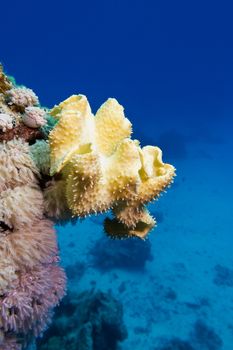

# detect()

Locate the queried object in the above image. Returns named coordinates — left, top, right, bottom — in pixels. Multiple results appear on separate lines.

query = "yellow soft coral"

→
left=48, top=94, right=175, bottom=238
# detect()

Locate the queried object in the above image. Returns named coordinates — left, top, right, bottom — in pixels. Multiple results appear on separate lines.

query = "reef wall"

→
left=0, top=65, right=175, bottom=348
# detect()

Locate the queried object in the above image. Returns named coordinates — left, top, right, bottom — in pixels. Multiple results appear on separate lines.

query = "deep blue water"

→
left=1, top=1, right=233, bottom=349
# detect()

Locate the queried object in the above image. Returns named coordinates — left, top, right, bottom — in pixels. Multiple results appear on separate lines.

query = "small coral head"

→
left=22, top=107, right=46, bottom=128
left=5, top=87, right=39, bottom=109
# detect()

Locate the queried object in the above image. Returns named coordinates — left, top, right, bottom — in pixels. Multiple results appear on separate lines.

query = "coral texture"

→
left=0, top=65, right=175, bottom=348
left=0, top=139, right=39, bottom=191
left=47, top=95, right=175, bottom=238
left=0, top=113, right=14, bottom=132
left=0, top=265, right=66, bottom=336
left=0, top=219, right=58, bottom=269
left=22, top=107, right=46, bottom=128
left=0, top=67, right=65, bottom=349
left=5, top=87, right=39, bottom=109
left=0, top=258, right=17, bottom=295
left=0, top=185, right=44, bottom=228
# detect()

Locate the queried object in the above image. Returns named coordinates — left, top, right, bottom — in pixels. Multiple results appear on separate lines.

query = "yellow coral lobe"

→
left=48, top=94, right=175, bottom=237
left=137, top=146, right=175, bottom=204
left=49, top=95, right=94, bottom=175
left=106, top=139, right=141, bottom=200
left=104, top=211, right=155, bottom=239
left=113, top=204, right=148, bottom=228
left=95, top=98, right=132, bottom=156
left=65, top=152, right=112, bottom=216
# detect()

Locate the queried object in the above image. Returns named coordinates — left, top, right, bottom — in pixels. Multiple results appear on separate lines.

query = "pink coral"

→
left=0, top=67, right=67, bottom=348
left=22, top=107, right=46, bottom=128
left=0, top=219, right=58, bottom=269
left=0, top=335, right=22, bottom=350
left=0, top=264, right=66, bottom=336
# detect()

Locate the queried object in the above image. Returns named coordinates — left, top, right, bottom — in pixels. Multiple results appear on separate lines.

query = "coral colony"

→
left=0, top=64, right=175, bottom=348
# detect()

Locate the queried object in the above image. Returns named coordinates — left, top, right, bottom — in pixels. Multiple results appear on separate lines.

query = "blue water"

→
left=2, top=1, right=233, bottom=349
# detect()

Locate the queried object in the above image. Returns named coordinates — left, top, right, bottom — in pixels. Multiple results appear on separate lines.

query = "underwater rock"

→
left=184, top=297, right=210, bottom=311
left=155, top=337, right=194, bottom=350
left=0, top=122, right=44, bottom=143
left=37, top=290, right=128, bottom=350
left=164, top=287, right=177, bottom=301
left=90, top=236, right=153, bottom=271
left=190, top=319, right=223, bottom=350
left=213, top=264, right=233, bottom=287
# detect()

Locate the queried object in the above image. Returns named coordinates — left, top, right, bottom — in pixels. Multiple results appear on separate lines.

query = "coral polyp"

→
left=0, top=64, right=175, bottom=348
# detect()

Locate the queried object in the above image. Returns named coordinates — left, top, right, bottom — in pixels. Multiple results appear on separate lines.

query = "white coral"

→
left=0, top=185, right=44, bottom=229
left=0, top=258, right=17, bottom=295
left=0, top=139, right=40, bottom=191
left=22, top=107, right=46, bottom=128
left=0, top=113, right=14, bottom=132
left=6, top=87, right=39, bottom=108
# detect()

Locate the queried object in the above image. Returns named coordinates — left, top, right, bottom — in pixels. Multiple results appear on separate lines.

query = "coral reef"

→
left=0, top=65, right=174, bottom=347
left=0, top=67, right=65, bottom=348
left=213, top=264, right=233, bottom=287
left=37, top=290, right=128, bottom=350
left=46, top=94, right=175, bottom=238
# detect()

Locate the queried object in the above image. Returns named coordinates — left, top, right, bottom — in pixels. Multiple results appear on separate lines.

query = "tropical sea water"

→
left=1, top=1, right=233, bottom=349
